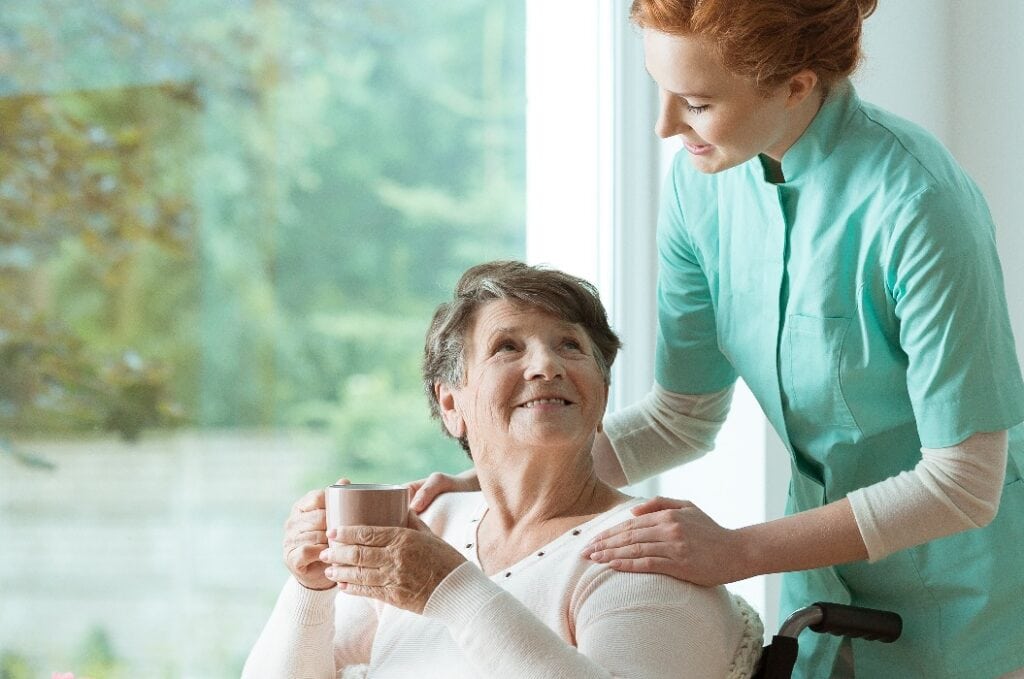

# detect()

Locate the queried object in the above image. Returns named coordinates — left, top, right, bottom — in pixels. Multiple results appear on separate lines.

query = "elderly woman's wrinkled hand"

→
left=580, top=496, right=750, bottom=587
left=320, top=512, right=468, bottom=614
left=283, top=478, right=350, bottom=591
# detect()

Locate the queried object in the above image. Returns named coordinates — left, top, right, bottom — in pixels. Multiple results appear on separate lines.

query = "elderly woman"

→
left=242, top=261, right=762, bottom=678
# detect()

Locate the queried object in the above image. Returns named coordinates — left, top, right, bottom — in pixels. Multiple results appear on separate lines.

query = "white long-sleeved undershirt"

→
left=603, top=383, right=1008, bottom=562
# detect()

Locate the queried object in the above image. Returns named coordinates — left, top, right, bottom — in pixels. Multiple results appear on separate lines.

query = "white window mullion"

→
left=524, top=0, right=603, bottom=285
left=526, top=0, right=780, bottom=635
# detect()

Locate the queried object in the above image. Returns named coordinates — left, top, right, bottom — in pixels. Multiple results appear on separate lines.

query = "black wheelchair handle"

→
left=808, top=602, right=902, bottom=643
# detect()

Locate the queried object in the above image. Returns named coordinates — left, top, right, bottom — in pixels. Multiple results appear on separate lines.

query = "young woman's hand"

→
left=581, top=497, right=750, bottom=587
left=406, top=469, right=480, bottom=512
left=320, top=511, right=467, bottom=613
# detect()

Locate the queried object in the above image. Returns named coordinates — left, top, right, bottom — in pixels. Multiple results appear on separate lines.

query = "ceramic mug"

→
left=324, top=483, right=409, bottom=536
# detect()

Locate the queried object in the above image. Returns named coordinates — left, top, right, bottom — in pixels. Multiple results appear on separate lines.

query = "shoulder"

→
left=572, top=500, right=748, bottom=624
left=572, top=560, right=739, bottom=616
left=844, top=98, right=982, bottom=200
left=568, top=562, right=761, bottom=672
left=825, top=97, right=995, bottom=248
left=883, top=183, right=997, bottom=272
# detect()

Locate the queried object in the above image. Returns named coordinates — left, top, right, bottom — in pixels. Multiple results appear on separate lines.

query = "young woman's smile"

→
left=644, top=29, right=821, bottom=174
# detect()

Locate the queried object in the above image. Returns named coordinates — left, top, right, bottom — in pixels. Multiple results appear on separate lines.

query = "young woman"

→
left=413, top=2, right=1024, bottom=677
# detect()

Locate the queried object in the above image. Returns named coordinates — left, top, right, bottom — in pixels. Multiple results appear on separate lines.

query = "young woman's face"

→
left=644, top=29, right=800, bottom=174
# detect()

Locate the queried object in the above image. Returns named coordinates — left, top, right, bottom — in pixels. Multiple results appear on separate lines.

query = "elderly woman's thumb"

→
left=406, top=510, right=431, bottom=532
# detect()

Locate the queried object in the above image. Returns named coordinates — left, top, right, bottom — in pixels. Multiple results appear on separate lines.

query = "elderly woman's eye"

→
left=562, top=339, right=583, bottom=351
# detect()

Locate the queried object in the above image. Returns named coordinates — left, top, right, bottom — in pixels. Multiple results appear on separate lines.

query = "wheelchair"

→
left=752, top=602, right=902, bottom=678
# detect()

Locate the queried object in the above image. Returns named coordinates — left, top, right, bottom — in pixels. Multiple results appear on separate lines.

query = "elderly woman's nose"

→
left=523, top=344, right=564, bottom=380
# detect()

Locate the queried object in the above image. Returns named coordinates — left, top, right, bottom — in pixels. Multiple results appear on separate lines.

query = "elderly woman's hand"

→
left=282, top=478, right=349, bottom=591
left=580, top=497, right=751, bottom=587
left=320, top=512, right=468, bottom=613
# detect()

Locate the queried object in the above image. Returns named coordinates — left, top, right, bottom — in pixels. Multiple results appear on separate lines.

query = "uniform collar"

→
left=773, top=79, right=859, bottom=184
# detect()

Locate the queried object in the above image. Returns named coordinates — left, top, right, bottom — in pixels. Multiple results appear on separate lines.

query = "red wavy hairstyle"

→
left=630, top=0, right=877, bottom=93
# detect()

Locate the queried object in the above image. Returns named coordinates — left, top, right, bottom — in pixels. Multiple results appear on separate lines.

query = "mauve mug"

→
left=325, top=483, right=409, bottom=536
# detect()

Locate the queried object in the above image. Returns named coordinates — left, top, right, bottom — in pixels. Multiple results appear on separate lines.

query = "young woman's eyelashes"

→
left=681, top=98, right=709, bottom=114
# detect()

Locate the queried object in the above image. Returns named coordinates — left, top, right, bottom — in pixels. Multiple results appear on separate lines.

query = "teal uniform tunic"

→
left=654, top=80, right=1024, bottom=677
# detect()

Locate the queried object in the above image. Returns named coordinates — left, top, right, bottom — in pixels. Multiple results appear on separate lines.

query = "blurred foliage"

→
left=75, top=627, right=121, bottom=679
left=0, top=651, right=32, bottom=679
left=0, top=627, right=126, bottom=679
left=0, top=0, right=525, bottom=481
left=0, top=85, right=195, bottom=440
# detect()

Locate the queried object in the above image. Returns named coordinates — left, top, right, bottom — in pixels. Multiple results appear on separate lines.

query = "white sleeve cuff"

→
left=422, top=561, right=505, bottom=628
left=848, top=430, right=1008, bottom=562
left=284, top=577, right=339, bottom=626
left=604, top=383, right=733, bottom=483
left=240, top=577, right=339, bottom=679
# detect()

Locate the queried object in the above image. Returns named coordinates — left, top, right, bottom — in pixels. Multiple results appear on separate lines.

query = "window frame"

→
left=524, top=0, right=782, bottom=632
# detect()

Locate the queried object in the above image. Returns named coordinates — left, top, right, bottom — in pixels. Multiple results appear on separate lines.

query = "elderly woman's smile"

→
left=519, top=396, right=573, bottom=408
left=441, top=298, right=608, bottom=454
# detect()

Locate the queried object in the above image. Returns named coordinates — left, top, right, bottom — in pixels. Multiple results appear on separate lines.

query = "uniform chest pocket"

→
left=782, top=314, right=859, bottom=429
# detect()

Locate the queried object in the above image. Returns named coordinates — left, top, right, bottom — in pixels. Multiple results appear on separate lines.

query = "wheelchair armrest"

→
left=778, top=602, right=902, bottom=643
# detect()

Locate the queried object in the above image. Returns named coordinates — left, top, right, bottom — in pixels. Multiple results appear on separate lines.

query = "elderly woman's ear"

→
left=435, top=382, right=466, bottom=439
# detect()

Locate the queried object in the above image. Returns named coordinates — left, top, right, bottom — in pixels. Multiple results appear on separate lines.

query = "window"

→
left=0, top=1, right=526, bottom=675
left=522, top=1, right=787, bottom=629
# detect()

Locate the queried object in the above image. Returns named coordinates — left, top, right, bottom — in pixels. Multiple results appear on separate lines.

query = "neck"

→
left=475, top=446, right=626, bottom=535
left=764, top=88, right=826, bottom=163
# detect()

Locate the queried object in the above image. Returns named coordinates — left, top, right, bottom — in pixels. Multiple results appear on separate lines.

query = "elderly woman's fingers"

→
left=284, top=542, right=336, bottom=591
left=280, top=486, right=338, bottom=590
left=335, top=581, right=376, bottom=599
left=293, top=488, right=327, bottom=513
left=284, top=527, right=327, bottom=551
left=288, top=542, right=327, bottom=568
left=283, top=524, right=328, bottom=560
left=323, top=526, right=468, bottom=613
left=325, top=565, right=389, bottom=587
left=330, top=524, right=403, bottom=545
left=286, top=507, right=327, bottom=533
left=406, top=510, right=432, bottom=533
left=319, top=544, right=388, bottom=568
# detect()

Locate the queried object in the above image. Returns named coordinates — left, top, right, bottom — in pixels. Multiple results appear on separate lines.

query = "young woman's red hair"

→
left=630, top=0, right=878, bottom=93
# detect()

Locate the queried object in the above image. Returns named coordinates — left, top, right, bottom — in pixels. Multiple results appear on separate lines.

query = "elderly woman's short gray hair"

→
left=423, top=260, right=621, bottom=454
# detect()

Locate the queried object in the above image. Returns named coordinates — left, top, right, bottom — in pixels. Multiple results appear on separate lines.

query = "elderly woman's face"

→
left=438, top=299, right=608, bottom=458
